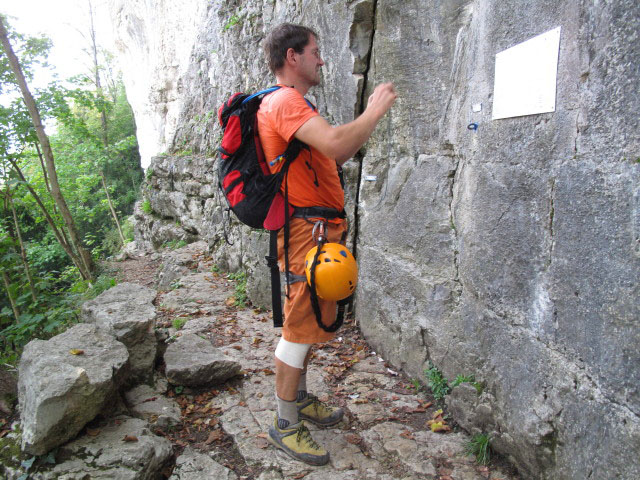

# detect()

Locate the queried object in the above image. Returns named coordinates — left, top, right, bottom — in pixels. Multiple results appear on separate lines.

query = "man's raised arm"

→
left=294, top=83, right=397, bottom=164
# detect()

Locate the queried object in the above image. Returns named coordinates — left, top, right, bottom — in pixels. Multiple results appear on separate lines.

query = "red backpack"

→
left=217, top=86, right=346, bottom=332
left=217, top=86, right=306, bottom=327
left=217, top=86, right=305, bottom=230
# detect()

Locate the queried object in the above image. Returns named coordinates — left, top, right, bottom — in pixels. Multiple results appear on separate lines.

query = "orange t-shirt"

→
left=257, top=86, right=344, bottom=213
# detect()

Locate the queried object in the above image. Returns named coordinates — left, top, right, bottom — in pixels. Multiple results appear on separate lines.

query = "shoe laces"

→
left=296, top=423, right=321, bottom=450
left=308, top=395, right=331, bottom=416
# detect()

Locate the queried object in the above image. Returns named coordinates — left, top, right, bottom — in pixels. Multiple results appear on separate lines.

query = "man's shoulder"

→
left=262, top=86, right=305, bottom=108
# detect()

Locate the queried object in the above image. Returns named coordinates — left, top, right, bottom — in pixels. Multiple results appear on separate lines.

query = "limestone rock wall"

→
left=109, top=0, right=640, bottom=478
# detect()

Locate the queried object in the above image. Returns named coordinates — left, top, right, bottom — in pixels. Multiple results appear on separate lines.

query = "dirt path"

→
left=111, top=244, right=520, bottom=480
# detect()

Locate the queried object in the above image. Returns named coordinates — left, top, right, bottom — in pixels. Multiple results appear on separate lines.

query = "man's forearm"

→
left=329, top=108, right=387, bottom=164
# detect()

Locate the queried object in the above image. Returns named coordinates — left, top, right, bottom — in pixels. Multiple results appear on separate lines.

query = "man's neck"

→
left=275, top=75, right=309, bottom=96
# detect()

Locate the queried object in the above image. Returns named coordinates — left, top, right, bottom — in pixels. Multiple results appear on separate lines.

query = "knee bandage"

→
left=275, top=338, right=311, bottom=369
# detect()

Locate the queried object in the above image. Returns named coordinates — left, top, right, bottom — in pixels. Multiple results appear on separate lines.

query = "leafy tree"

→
left=1, top=15, right=94, bottom=280
left=0, top=15, right=143, bottom=363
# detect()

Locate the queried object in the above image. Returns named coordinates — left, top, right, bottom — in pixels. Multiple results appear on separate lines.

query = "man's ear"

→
left=285, top=47, right=297, bottom=66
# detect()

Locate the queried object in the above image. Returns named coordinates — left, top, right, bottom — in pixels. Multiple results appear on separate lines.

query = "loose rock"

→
left=81, top=282, right=157, bottom=383
left=18, top=323, right=128, bottom=455
left=125, top=384, right=182, bottom=429
left=169, top=447, right=238, bottom=480
left=164, top=333, right=241, bottom=386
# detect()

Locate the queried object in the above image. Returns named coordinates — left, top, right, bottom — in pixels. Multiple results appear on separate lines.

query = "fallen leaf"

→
left=400, top=430, right=415, bottom=440
left=86, top=428, right=101, bottom=437
left=256, top=432, right=268, bottom=438
left=0, top=430, right=9, bottom=438
left=262, top=368, right=275, bottom=376
left=354, top=399, right=369, bottom=404
left=256, top=437, right=270, bottom=449
left=232, top=345, right=243, bottom=351
left=345, top=433, right=362, bottom=445
left=238, top=401, right=247, bottom=407
left=292, top=472, right=310, bottom=479
left=142, top=397, right=158, bottom=403
left=432, top=409, right=444, bottom=419
left=123, top=435, right=138, bottom=442
left=69, top=349, right=84, bottom=355
left=429, top=421, right=452, bottom=433
left=225, top=297, right=236, bottom=306
left=205, top=429, right=224, bottom=444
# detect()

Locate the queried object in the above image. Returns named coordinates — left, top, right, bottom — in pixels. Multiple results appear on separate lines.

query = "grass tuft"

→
left=465, top=433, right=491, bottom=465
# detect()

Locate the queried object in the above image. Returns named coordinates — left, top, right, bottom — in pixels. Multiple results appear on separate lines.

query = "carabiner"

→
left=312, top=220, right=327, bottom=245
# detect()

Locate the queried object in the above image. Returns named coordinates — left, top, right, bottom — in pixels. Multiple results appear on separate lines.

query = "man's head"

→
left=263, top=23, right=323, bottom=88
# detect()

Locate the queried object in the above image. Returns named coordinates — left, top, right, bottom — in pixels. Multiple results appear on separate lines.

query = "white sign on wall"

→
left=492, top=26, right=561, bottom=120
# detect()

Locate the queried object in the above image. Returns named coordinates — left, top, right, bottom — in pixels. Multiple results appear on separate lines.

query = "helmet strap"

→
left=308, top=227, right=344, bottom=333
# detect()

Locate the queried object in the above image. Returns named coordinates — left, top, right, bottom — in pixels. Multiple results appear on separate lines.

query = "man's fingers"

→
left=370, top=83, right=397, bottom=110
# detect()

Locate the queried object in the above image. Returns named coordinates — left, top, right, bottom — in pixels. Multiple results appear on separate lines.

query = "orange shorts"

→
left=277, top=217, right=348, bottom=344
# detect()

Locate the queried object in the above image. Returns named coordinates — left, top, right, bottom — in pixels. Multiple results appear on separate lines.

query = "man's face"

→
left=297, top=35, right=324, bottom=86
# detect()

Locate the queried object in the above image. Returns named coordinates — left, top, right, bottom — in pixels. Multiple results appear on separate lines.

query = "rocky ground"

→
left=1, top=242, right=520, bottom=479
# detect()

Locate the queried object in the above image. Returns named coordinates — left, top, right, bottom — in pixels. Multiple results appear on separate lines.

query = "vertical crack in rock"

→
left=448, top=152, right=462, bottom=288
left=547, top=178, right=556, bottom=268
left=350, top=0, right=378, bottom=262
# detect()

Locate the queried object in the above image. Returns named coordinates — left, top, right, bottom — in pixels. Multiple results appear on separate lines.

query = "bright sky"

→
left=1, top=0, right=115, bottom=88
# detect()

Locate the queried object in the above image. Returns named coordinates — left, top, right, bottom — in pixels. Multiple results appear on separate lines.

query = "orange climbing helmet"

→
left=304, top=243, right=358, bottom=301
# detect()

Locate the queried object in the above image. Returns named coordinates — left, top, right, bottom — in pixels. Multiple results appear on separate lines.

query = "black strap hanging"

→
left=308, top=234, right=346, bottom=333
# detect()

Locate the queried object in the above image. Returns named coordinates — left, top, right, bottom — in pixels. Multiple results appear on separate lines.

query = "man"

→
left=258, top=23, right=396, bottom=465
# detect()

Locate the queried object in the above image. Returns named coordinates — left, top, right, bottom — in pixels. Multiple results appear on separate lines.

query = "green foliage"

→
left=425, top=361, right=450, bottom=401
left=228, top=270, right=248, bottom=307
left=424, top=363, right=484, bottom=401
left=164, top=239, right=187, bottom=250
left=172, top=317, right=187, bottom=330
left=410, top=378, right=424, bottom=392
left=0, top=19, right=142, bottom=365
left=465, top=433, right=492, bottom=465
left=450, top=374, right=484, bottom=394
left=142, top=199, right=153, bottom=215
left=224, top=13, right=243, bottom=31
left=121, top=217, right=134, bottom=243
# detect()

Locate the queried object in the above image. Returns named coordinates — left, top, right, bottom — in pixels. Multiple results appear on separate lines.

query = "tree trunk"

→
left=101, top=172, right=126, bottom=246
left=0, top=18, right=94, bottom=280
left=2, top=272, right=20, bottom=323
left=89, top=0, right=108, bottom=147
left=34, top=142, right=73, bottom=249
left=8, top=191, right=37, bottom=302
left=7, top=158, right=88, bottom=279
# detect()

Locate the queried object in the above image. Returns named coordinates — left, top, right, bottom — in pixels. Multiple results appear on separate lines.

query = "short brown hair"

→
left=263, top=23, right=317, bottom=74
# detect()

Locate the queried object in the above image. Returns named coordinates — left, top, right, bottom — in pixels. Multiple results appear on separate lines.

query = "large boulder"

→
left=164, top=333, right=241, bottom=386
left=18, top=323, right=129, bottom=455
left=82, top=283, right=158, bottom=384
